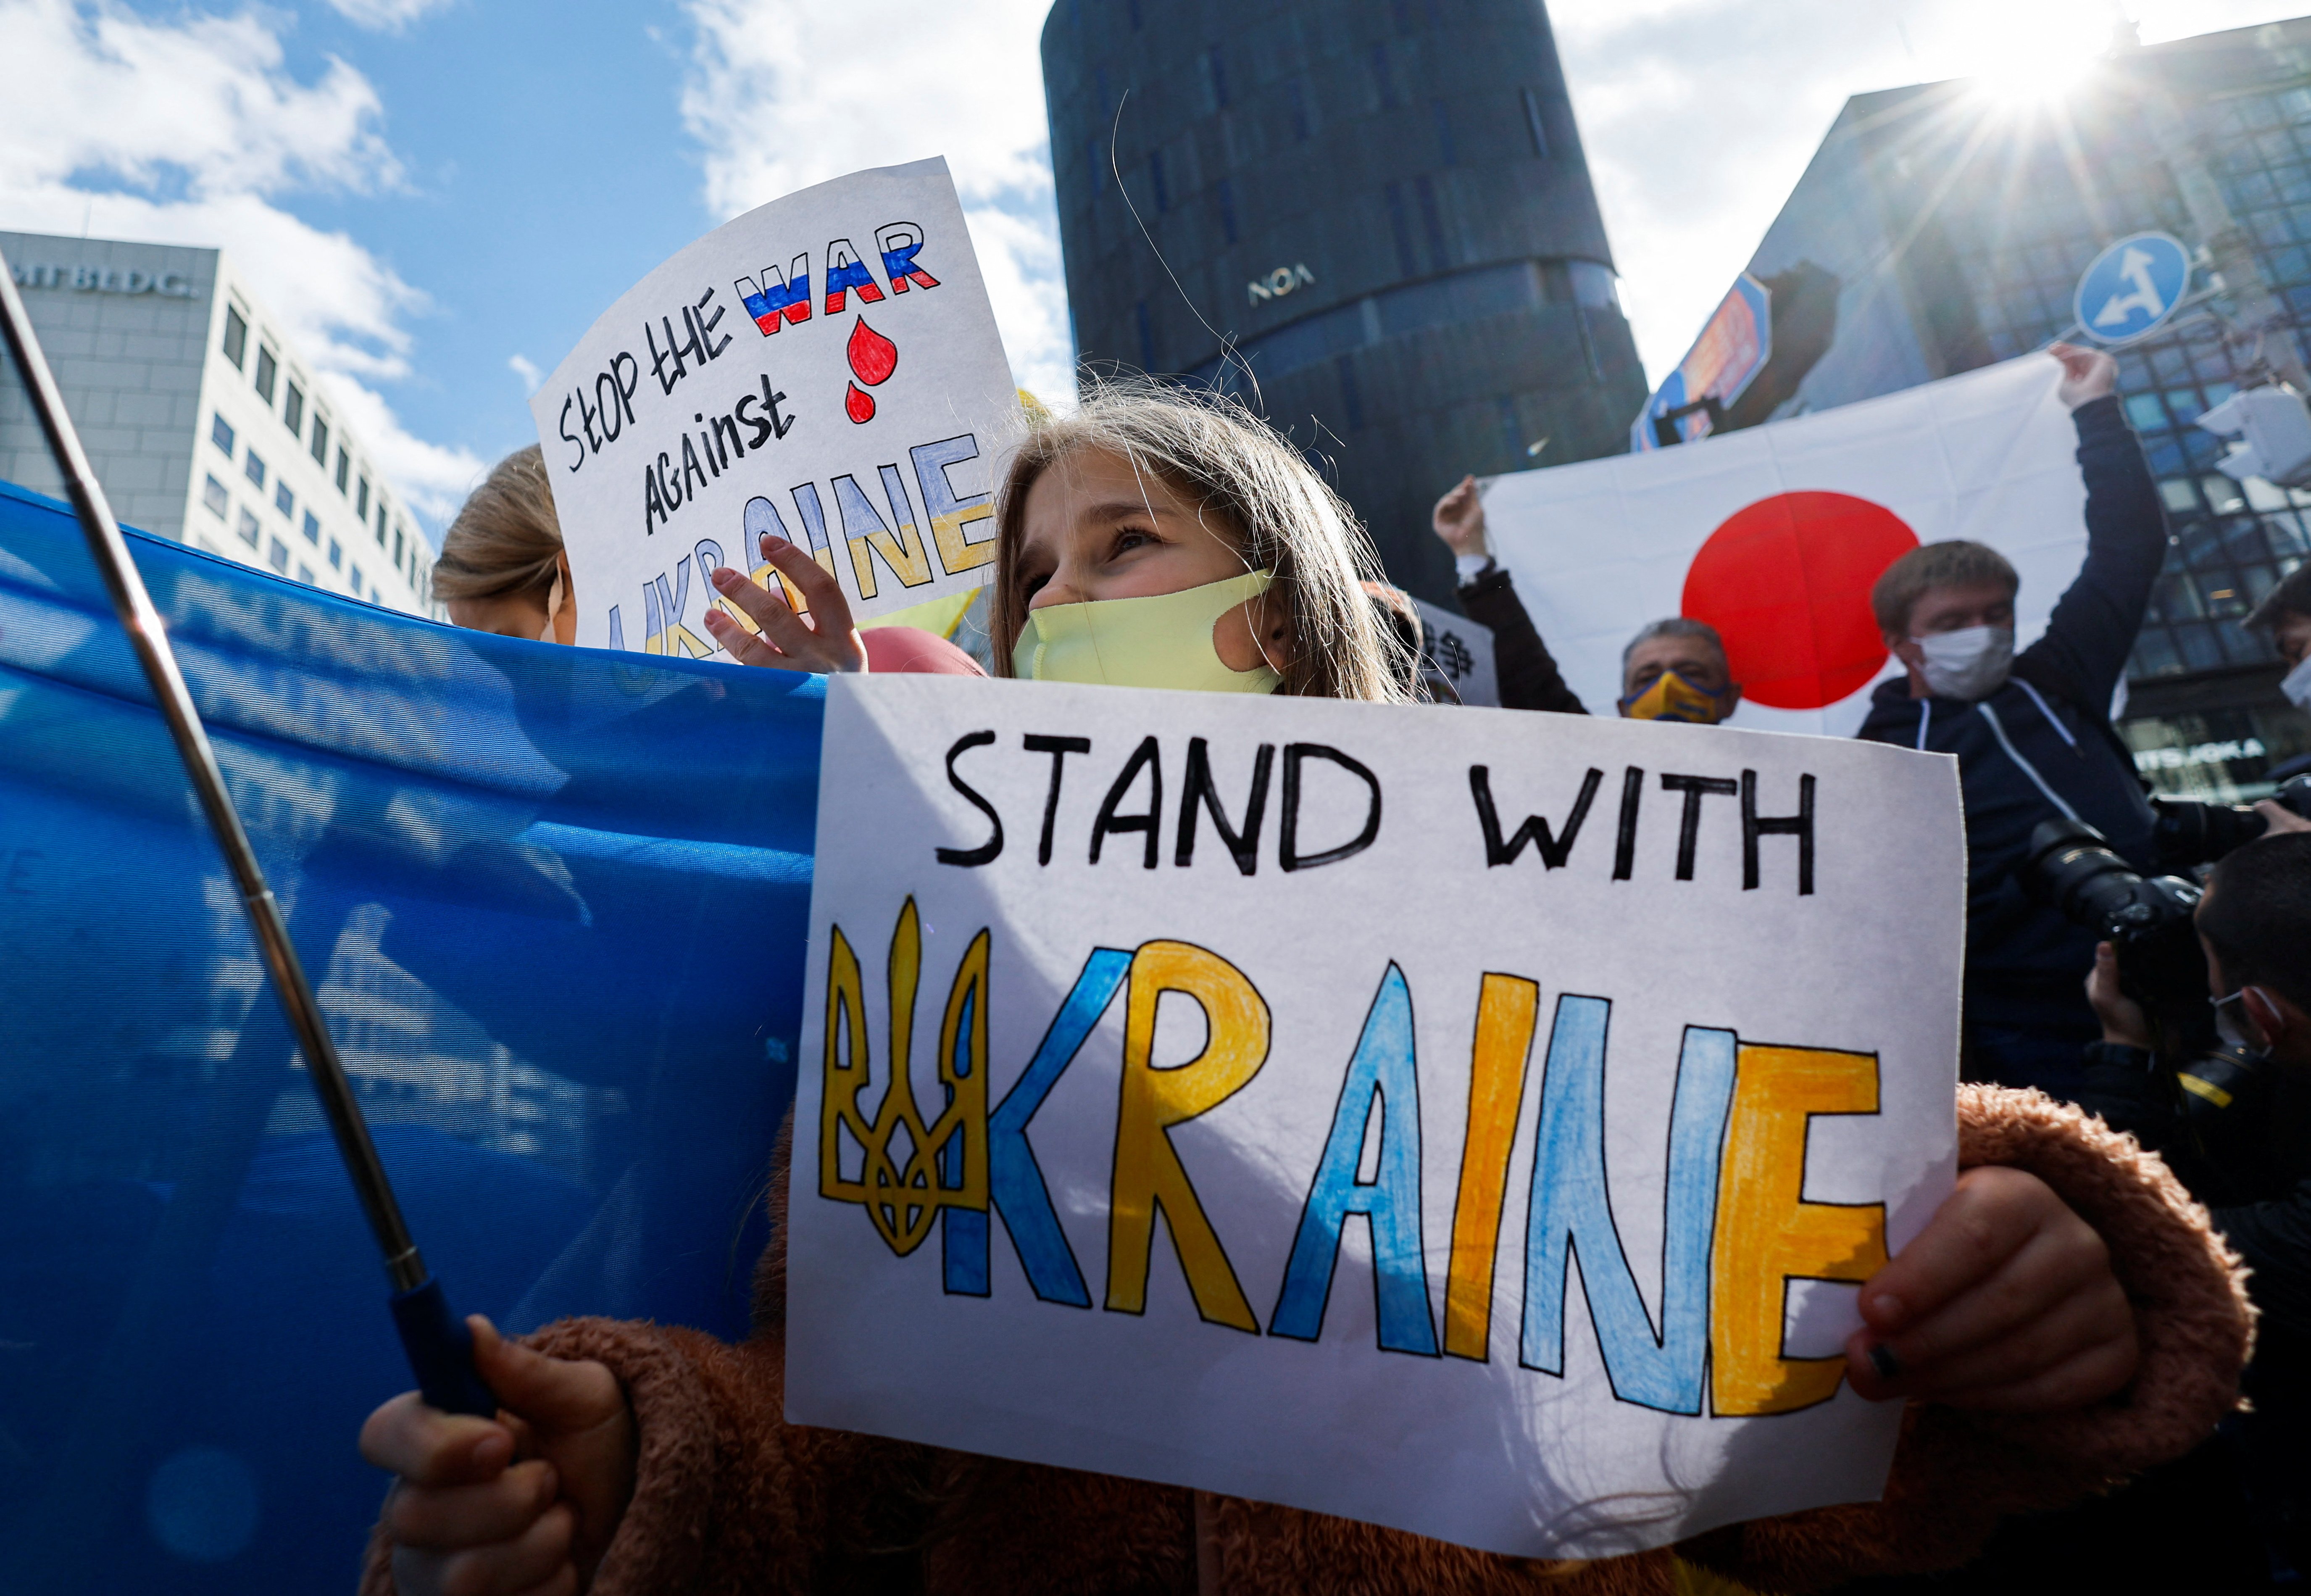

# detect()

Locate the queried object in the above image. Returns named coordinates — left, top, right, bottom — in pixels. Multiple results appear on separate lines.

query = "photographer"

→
left=1856, top=344, right=2163, bottom=1099
left=2083, top=831, right=2311, bottom=1578
left=2085, top=831, right=2311, bottom=1304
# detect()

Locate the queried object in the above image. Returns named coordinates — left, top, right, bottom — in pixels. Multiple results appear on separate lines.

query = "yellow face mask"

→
left=1618, top=668, right=1735, bottom=724
left=1011, top=569, right=1282, bottom=694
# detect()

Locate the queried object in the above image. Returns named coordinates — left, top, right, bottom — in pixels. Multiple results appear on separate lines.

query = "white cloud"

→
left=678, top=0, right=1075, bottom=406
left=322, top=0, right=456, bottom=32
left=1552, top=0, right=2311, bottom=381
left=508, top=353, right=543, bottom=394
left=0, top=0, right=482, bottom=516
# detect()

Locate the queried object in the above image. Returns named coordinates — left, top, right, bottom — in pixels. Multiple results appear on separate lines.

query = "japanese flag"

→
left=1482, top=355, right=2090, bottom=735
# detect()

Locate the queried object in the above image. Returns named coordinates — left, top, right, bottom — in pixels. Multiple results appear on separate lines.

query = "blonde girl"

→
left=702, top=382, right=1414, bottom=701
left=432, top=445, right=575, bottom=643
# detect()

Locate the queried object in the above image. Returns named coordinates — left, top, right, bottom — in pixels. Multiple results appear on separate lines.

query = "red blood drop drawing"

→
left=848, top=319, right=898, bottom=386
left=1679, top=490, right=1920, bottom=711
left=845, top=381, right=876, bottom=425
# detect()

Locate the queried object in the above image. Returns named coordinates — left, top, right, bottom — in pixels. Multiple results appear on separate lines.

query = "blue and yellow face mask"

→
left=1618, top=668, right=1737, bottom=724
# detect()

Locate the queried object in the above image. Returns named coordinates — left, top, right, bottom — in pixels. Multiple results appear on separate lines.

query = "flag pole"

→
left=0, top=247, right=494, bottom=1418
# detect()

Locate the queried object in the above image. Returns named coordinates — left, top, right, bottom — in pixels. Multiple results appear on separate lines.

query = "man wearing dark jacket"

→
left=1856, top=342, right=2164, bottom=1098
left=1431, top=474, right=1589, bottom=713
left=1433, top=478, right=1745, bottom=722
left=2081, top=832, right=2311, bottom=1582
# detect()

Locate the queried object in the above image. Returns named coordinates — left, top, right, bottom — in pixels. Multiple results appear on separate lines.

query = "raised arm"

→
left=1432, top=475, right=1588, bottom=714
left=2017, top=344, right=2168, bottom=715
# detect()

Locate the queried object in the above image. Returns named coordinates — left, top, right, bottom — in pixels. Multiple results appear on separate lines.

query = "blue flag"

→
left=0, top=479, right=816, bottom=1592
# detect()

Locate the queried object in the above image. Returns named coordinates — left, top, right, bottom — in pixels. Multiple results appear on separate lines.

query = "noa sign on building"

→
left=531, top=158, right=1019, bottom=653
left=787, top=675, right=1964, bottom=1560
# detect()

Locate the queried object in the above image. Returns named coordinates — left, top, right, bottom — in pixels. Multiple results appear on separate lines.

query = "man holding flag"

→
left=1855, top=343, right=2162, bottom=1098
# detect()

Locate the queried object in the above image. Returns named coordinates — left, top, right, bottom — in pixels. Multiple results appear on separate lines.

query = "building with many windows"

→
left=1656, top=21, right=2311, bottom=796
left=1040, top=0, right=1648, bottom=598
left=0, top=229, right=437, bottom=616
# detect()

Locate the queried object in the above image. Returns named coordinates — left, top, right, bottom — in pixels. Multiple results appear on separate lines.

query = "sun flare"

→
left=1954, top=1, right=2122, bottom=110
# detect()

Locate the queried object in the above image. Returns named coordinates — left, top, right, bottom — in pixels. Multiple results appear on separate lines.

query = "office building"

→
left=0, top=229, right=437, bottom=616
left=1041, top=0, right=1648, bottom=597
left=1661, top=21, right=2311, bottom=795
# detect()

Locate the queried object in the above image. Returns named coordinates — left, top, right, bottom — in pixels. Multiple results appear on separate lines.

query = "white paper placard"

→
left=531, top=158, right=1017, bottom=652
left=788, top=675, right=1963, bottom=1560
left=1410, top=595, right=1499, bottom=706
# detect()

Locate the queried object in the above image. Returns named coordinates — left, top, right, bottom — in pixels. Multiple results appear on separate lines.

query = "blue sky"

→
left=280, top=0, right=711, bottom=473
left=3, top=0, right=2299, bottom=532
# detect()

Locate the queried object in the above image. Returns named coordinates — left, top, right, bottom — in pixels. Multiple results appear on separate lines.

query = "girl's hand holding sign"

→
left=704, top=532, right=867, bottom=674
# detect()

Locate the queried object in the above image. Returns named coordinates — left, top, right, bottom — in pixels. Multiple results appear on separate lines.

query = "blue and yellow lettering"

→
left=911, top=433, right=995, bottom=575
left=1269, top=964, right=1437, bottom=1354
left=835, top=469, right=931, bottom=599
left=984, top=948, right=1134, bottom=1307
left=1519, top=1000, right=1735, bottom=1414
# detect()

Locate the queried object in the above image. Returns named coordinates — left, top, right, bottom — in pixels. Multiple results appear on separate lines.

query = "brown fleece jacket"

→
left=362, top=1086, right=2251, bottom=1596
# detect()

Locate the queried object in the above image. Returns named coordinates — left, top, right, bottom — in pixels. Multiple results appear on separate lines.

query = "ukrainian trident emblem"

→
left=819, top=897, right=989, bottom=1255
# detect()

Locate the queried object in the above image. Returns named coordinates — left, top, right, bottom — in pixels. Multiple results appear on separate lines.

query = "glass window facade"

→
left=1931, top=79, right=2311, bottom=794
left=1713, top=28, right=2311, bottom=796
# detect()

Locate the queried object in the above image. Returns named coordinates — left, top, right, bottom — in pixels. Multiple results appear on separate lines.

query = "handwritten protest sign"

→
left=530, top=158, right=1017, bottom=652
left=787, top=676, right=1962, bottom=1559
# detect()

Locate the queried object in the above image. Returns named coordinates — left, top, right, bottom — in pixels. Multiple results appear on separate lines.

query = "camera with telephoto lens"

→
left=2017, top=818, right=2262, bottom=1130
left=2151, top=772, right=2311, bottom=871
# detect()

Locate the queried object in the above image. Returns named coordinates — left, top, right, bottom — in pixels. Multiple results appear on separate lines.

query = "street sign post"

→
left=2073, top=232, right=2191, bottom=345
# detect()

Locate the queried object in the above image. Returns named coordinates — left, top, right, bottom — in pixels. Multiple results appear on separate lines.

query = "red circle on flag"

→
left=1679, top=492, right=1921, bottom=711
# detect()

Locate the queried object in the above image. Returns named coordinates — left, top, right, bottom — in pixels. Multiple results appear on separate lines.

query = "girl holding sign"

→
left=700, top=385, right=1414, bottom=700
left=363, top=387, right=2249, bottom=1596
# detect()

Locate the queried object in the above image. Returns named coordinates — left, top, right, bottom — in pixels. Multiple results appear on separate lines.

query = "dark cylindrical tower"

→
left=1041, top=0, right=1648, bottom=599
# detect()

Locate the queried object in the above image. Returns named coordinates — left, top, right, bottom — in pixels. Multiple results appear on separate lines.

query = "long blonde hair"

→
left=990, top=382, right=1413, bottom=703
left=432, top=444, right=563, bottom=603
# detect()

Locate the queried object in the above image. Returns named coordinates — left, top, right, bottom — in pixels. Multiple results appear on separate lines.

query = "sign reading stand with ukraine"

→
left=786, top=674, right=1965, bottom=1560
left=531, top=157, right=1019, bottom=653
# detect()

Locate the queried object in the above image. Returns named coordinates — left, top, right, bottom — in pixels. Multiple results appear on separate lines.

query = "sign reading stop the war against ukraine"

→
left=1484, top=354, right=2092, bottom=736
left=530, top=158, right=1016, bottom=652
left=786, top=675, right=1964, bottom=1559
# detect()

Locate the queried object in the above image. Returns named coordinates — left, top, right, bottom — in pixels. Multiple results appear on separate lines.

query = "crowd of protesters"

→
left=356, top=341, right=2311, bottom=1594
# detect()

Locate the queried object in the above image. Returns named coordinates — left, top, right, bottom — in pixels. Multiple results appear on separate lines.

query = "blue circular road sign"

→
left=2073, top=232, right=2192, bottom=345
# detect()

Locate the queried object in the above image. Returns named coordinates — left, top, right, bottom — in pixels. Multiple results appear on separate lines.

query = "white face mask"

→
left=2282, top=654, right=2311, bottom=713
left=1912, top=624, right=2014, bottom=700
